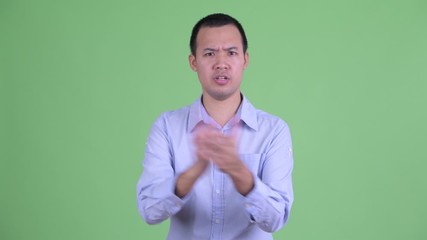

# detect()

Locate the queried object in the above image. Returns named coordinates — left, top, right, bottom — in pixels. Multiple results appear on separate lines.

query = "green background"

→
left=1, top=0, right=426, bottom=239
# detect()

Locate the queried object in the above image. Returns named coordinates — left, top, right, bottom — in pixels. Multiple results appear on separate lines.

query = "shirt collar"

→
left=188, top=94, right=258, bottom=132
left=240, top=95, right=258, bottom=131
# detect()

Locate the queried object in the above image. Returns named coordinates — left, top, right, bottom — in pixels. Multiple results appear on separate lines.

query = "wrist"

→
left=230, top=164, right=254, bottom=196
left=175, top=160, right=208, bottom=198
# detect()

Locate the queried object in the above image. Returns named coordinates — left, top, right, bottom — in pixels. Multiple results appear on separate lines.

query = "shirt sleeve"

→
left=136, top=113, right=191, bottom=224
left=243, top=120, right=294, bottom=232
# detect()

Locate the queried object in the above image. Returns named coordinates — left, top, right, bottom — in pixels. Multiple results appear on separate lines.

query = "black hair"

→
left=189, top=13, right=248, bottom=55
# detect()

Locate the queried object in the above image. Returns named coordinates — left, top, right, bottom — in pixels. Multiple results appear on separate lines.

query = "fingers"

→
left=194, top=125, right=223, bottom=148
left=193, top=125, right=240, bottom=173
left=194, top=127, right=233, bottom=153
left=194, top=125, right=219, bottom=161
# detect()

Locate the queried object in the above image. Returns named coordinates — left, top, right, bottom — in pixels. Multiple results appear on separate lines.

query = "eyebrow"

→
left=203, top=47, right=239, bottom=52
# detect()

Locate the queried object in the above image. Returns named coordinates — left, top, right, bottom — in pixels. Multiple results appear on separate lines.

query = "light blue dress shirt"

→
left=137, top=95, right=294, bottom=240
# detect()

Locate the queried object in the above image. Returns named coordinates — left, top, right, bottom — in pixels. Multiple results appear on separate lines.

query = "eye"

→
left=228, top=51, right=238, bottom=56
left=204, top=52, right=214, bottom=57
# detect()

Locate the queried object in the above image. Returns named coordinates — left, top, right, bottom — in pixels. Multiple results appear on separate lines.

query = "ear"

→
left=243, top=52, right=249, bottom=69
left=189, top=54, right=197, bottom=72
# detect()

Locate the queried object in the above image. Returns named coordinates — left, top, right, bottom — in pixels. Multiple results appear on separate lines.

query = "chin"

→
left=208, top=91, right=238, bottom=101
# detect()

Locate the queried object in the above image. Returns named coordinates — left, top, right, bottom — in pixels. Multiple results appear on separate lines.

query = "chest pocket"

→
left=239, top=154, right=264, bottom=177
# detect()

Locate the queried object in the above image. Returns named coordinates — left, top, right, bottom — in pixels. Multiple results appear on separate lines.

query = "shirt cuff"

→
left=156, top=176, right=193, bottom=217
left=243, top=177, right=265, bottom=218
left=171, top=174, right=198, bottom=212
left=242, top=176, right=276, bottom=230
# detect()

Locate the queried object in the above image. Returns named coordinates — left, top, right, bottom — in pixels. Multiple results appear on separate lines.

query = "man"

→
left=137, top=13, right=294, bottom=240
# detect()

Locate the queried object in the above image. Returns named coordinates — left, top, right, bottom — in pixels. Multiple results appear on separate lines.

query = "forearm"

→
left=229, top=164, right=254, bottom=196
left=175, top=160, right=208, bottom=198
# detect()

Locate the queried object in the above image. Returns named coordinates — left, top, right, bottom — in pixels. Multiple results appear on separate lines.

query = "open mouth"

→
left=214, top=75, right=230, bottom=85
left=215, top=76, right=229, bottom=80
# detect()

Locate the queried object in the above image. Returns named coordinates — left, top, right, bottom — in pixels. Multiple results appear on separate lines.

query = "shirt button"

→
left=216, top=189, right=220, bottom=194
left=215, top=219, right=220, bottom=224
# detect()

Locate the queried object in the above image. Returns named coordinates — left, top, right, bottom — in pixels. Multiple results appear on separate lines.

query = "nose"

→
left=214, top=54, right=229, bottom=71
left=216, top=64, right=228, bottom=71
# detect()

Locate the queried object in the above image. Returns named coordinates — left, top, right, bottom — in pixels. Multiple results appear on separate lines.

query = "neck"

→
left=202, top=93, right=242, bottom=127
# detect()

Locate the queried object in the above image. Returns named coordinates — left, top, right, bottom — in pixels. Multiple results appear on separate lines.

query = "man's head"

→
left=189, top=13, right=249, bottom=102
left=190, top=13, right=248, bottom=56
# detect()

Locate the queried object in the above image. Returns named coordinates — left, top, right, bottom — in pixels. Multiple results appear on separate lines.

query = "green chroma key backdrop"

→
left=1, top=0, right=426, bottom=239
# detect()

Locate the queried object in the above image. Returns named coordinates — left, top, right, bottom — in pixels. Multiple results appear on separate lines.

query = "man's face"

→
left=189, top=25, right=249, bottom=101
